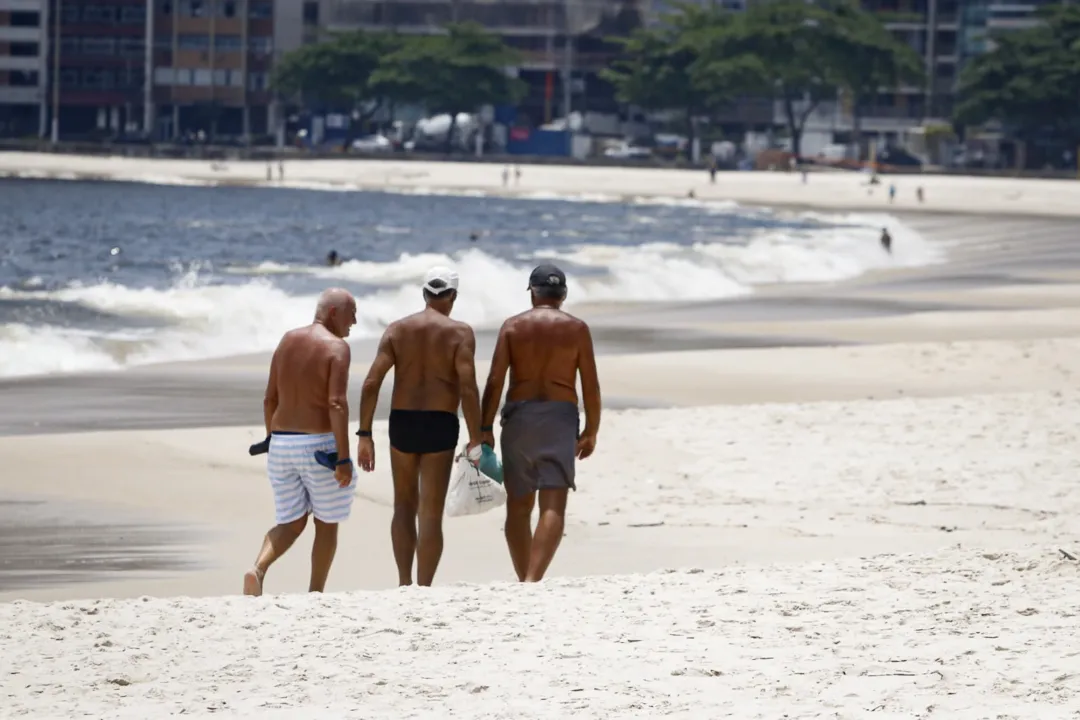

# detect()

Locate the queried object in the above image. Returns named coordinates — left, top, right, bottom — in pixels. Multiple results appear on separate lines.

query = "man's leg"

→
left=244, top=514, right=308, bottom=595
left=525, top=488, right=568, bottom=582
left=309, top=518, right=338, bottom=592
left=503, top=486, right=536, bottom=582
left=416, top=449, right=455, bottom=586
left=390, top=447, right=421, bottom=586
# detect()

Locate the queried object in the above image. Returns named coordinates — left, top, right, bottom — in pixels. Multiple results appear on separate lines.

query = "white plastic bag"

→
left=445, top=449, right=507, bottom=517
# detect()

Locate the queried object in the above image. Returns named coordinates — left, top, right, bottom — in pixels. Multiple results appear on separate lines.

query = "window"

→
left=119, top=37, right=146, bottom=56
left=82, top=68, right=115, bottom=89
left=217, top=0, right=238, bottom=18
left=155, top=35, right=173, bottom=51
left=173, top=68, right=192, bottom=85
left=9, top=70, right=40, bottom=87
left=249, top=2, right=272, bottom=19
left=9, top=11, right=40, bottom=27
left=193, top=68, right=213, bottom=86
left=81, top=37, right=116, bottom=55
left=228, top=69, right=243, bottom=86
left=178, top=34, right=210, bottom=50
left=249, top=36, right=273, bottom=55
left=83, top=6, right=117, bottom=24
left=61, top=36, right=81, bottom=54
left=214, top=34, right=242, bottom=51
left=158, top=0, right=173, bottom=16
left=178, top=0, right=207, bottom=18
left=154, top=67, right=175, bottom=85
left=61, top=5, right=80, bottom=23
left=303, top=1, right=319, bottom=24
left=248, top=71, right=268, bottom=90
left=9, top=42, right=39, bottom=57
left=121, top=6, right=147, bottom=24
left=60, top=68, right=81, bottom=87
left=213, top=68, right=228, bottom=86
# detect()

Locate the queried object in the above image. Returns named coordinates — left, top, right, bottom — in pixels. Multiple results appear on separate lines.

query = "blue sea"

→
left=0, top=177, right=939, bottom=377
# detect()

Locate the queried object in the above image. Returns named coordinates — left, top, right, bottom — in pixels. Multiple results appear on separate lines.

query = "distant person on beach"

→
left=356, top=266, right=483, bottom=587
left=326, top=250, right=342, bottom=266
left=480, top=264, right=601, bottom=583
left=880, top=228, right=892, bottom=254
left=244, top=287, right=358, bottom=597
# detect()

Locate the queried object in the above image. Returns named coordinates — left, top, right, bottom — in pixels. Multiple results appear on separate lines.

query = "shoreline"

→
left=3, top=151, right=1080, bottom=218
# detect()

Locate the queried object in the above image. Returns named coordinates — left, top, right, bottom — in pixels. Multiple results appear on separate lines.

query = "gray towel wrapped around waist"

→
left=499, top=400, right=580, bottom=498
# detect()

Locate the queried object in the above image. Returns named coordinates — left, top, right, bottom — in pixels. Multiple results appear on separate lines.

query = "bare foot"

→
left=243, top=567, right=264, bottom=596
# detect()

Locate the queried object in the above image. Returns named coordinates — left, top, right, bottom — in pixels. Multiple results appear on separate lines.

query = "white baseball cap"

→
left=423, top=266, right=459, bottom=295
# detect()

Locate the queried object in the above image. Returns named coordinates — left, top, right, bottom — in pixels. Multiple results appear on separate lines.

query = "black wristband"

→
left=481, top=425, right=493, bottom=432
left=356, top=429, right=372, bottom=437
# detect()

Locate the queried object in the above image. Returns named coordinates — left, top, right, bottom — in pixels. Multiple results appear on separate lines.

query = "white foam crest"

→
left=0, top=324, right=121, bottom=377
left=316, top=253, right=457, bottom=285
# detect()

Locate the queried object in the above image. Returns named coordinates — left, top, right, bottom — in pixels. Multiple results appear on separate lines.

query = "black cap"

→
left=527, top=263, right=567, bottom=291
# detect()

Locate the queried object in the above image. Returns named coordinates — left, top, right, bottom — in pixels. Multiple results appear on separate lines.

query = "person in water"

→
left=244, top=288, right=358, bottom=596
left=356, top=267, right=483, bottom=587
left=880, top=228, right=893, bottom=254
left=480, top=264, right=601, bottom=583
left=326, top=250, right=343, bottom=267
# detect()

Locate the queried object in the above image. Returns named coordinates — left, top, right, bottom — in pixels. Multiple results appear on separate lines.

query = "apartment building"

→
left=0, top=0, right=49, bottom=137
left=321, top=0, right=645, bottom=123
left=151, top=0, right=289, bottom=139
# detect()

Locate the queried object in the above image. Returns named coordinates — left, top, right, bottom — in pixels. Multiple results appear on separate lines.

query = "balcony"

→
left=0, top=0, right=44, bottom=11
left=0, top=85, right=44, bottom=104
left=0, top=55, right=42, bottom=71
left=0, top=26, right=43, bottom=42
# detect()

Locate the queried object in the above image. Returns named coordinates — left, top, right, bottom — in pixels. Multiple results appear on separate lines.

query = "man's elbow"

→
left=328, top=395, right=349, bottom=415
left=263, top=392, right=277, bottom=409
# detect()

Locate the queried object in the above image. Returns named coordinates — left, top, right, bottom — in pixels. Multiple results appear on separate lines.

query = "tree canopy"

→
left=272, top=23, right=523, bottom=149
left=954, top=4, right=1080, bottom=145
left=603, top=0, right=924, bottom=157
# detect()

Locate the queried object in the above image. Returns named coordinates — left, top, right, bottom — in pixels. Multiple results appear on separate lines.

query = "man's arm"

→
left=327, top=339, right=352, bottom=461
left=577, top=321, right=601, bottom=441
left=454, top=326, right=483, bottom=447
left=480, top=322, right=512, bottom=433
left=359, top=327, right=396, bottom=433
left=263, top=343, right=281, bottom=436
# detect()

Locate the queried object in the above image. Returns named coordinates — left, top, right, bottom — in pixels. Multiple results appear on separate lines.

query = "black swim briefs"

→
left=388, top=410, right=460, bottom=455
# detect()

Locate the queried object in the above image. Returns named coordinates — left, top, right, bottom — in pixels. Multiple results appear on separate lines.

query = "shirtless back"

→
left=357, top=266, right=482, bottom=587
left=243, top=287, right=357, bottom=597
left=480, top=264, right=601, bottom=583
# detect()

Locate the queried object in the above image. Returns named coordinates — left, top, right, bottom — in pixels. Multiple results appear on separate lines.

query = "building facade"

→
left=0, top=0, right=49, bottom=137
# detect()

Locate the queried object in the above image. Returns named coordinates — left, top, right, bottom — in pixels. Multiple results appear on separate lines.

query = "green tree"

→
left=371, top=23, right=525, bottom=153
left=601, top=3, right=759, bottom=149
left=954, top=5, right=1080, bottom=152
left=272, top=30, right=401, bottom=118
left=825, top=1, right=925, bottom=160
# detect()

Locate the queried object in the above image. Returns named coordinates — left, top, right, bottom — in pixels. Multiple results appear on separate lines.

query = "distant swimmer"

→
left=480, top=264, right=601, bottom=583
left=326, top=250, right=343, bottom=266
left=880, top=227, right=893, bottom=254
left=356, top=267, right=483, bottom=587
left=243, top=287, right=358, bottom=596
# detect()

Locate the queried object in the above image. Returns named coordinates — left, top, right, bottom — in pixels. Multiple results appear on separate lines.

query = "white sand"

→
left=3, top=150, right=1080, bottom=217
left=3, top=546, right=1079, bottom=718
left=4, top=153, right=1080, bottom=716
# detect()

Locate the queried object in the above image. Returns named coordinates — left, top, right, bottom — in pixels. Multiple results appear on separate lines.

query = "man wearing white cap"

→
left=356, top=266, right=483, bottom=587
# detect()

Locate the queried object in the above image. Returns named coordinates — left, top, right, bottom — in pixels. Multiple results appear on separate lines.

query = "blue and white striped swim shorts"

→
left=267, top=431, right=356, bottom=524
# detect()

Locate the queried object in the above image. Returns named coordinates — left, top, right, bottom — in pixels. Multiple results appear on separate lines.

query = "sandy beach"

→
left=2, top=152, right=1080, bottom=717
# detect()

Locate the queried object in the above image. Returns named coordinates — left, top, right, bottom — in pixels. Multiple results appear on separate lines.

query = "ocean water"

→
left=0, top=177, right=941, bottom=378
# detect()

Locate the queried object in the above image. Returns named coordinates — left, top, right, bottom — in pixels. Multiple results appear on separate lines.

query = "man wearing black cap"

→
left=480, top=263, right=601, bottom=583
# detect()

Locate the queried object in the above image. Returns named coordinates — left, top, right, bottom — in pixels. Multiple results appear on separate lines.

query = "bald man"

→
left=243, top=287, right=358, bottom=596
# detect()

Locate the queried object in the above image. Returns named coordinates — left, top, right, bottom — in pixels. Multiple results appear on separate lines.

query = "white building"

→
left=0, top=0, right=49, bottom=137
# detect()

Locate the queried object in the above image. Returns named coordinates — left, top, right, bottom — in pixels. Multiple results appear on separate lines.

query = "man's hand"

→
left=480, top=430, right=495, bottom=449
left=334, top=461, right=353, bottom=488
left=466, top=440, right=482, bottom=467
left=357, top=437, right=375, bottom=472
left=575, top=432, right=597, bottom=460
